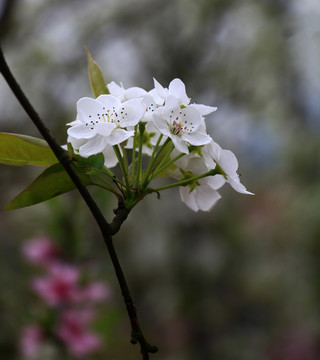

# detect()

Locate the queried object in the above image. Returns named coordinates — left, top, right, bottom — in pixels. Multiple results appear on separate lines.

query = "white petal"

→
left=219, top=149, right=239, bottom=174
left=189, top=104, right=217, bottom=116
left=206, top=174, right=226, bottom=190
left=182, top=132, right=212, bottom=146
left=164, top=95, right=180, bottom=111
left=228, top=175, right=254, bottom=195
left=102, top=145, right=119, bottom=168
left=79, top=136, right=107, bottom=157
left=149, top=88, right=164, bottom=105
left=76, top=97, right=106, bottom=123
left=107, top=82, right=124, bottom=97
left=185, top=157, right=208, bottom=175
left=96, top=94, right=121, bottom=109
left=196, top=185, right=221, bottom=211
left=119, top=99, right=145, bottom=127
left=171, top=136, right=189, bottom=154
left=106, top=129, right=134, bottom=146
left=179, top=187, right=199, bottom=212
left=125, top=87, right=147, bottom=99
left=208, top=140, right=222, bottom=161
left=95, top=122, right=117, bottom=136
left=145, top=121, right=166, bottom=146
left=67, top=124, right=96, bottom=139
left=67, top=119, right=81, bottom=126
left=152, top=115, right=171, bottom=137
left=67, top=136, right=86, bottom=152
left=168, top=78, right=190, bottom=105
left=153, top=78, right=168, bottom=99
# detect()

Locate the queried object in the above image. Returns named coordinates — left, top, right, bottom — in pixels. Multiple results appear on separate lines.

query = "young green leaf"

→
left=5, top=163, right=92, bottom=210
left=0, top=132, right=58, bottom=166
left=75, top=152, right=105, bottom=170
left=84, top=46, right=109, bottom=98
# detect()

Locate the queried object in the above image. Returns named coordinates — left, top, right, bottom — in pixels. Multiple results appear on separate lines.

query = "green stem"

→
left=142, top=134, right=163, bottom=188
left=151, top=151, right=185, bottom=181
left=150, top=143, right=175, bottom=178
left=131, top=125, right=138, bottom=186
left=92, top=182, right=119, bottom=196
left=93, top=174, right=120, bottom=197
left=150, top=137, right=171, bottom=168
left=135, top=123, right=145, bottom=188
left=113, top=145, right=130, bottom=189
left=152, top=169, right=219, bottom=192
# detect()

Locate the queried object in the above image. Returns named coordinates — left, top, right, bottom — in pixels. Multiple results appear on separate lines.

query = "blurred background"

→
left=1, top=0, right=320, bottom=359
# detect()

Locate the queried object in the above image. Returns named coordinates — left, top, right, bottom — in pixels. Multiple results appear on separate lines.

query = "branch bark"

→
left=0, top=45, right=158, bottom=359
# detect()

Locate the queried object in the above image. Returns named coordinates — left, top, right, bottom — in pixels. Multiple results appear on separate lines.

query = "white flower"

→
left=172, top=155, right=225, bottom=212
left=152, top=95, right=212, bottom=154
left=179, top=180, right=221, bottom=212
left=107, top=81, right=147, bottom=102
left=152, top=78, right=218, bottom=116
left=204, top=140, right=254, bottom=195
left=108, top=82, right=158, bottom=122
left=152, top=78, right=190, bottom=106
left=67, top=96, right=145, bottom=157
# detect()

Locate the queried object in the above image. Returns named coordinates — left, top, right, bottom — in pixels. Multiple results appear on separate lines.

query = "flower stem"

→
left=130, top=125, right=138, bottom=186
left=135, top=123, right=145, bottom=188
left=152, top=168, right=219, bottom=192
left=150, top=143, right=175, bottom=178
left=113, top=145, right=130, bottom=190
left=142, top=133, right=163, bottom=188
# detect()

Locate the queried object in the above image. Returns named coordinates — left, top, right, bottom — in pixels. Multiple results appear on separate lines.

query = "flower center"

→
left=168, top=109, right=194, bottom=136
left=85, top=106, right=128, bottom=129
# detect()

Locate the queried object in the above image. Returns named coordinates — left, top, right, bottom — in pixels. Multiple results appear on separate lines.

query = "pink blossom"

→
left=31, top=263, right=79, bottom=306
left=56, top=310, right=101, bottom=357
left=22, top=237, right=58, bottom=267
left=77, top=281, right=111, bottom=303
left=20, top=324, right=43, bottom=357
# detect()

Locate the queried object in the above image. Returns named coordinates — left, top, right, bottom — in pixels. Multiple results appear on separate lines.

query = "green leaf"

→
left=75, top=152, right=105, bottom=170
left=84, top=46, right=109, bottom=98
left=5, top=163, right=92, bottom=210
left=0, top=132, right=58, bottom=166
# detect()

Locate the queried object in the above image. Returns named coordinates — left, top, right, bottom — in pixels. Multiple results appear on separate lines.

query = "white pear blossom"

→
left=108, top=82, right=158, bottom=122
left=67, top=95, right=145, bottom=157
left=107, top=81, right=147, bottom=102
left=66, top=76, right=252, bottom=212
left=179, top=180, right=221, bottom=212
left=152, top=78, right=218, bottom=115
left=152, top=95, right=212, bottom=154
left=204, top=140, right=254, bottom=195
left=172, top=155, right=225, bottom=212
left=152, top=78, right=190, bottom=106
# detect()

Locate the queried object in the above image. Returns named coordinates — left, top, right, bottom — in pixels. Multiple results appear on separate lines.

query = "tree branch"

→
left=0, top=45, right=157, bottom=359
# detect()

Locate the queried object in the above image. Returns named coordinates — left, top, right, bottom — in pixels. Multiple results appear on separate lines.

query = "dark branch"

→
left=110, top=196, right=131, bottom=235
left=0, top=45, right=157, bottom=359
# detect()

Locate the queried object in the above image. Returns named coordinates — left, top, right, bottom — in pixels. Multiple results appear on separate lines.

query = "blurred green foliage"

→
left=1, top=0, right=320, bottom=359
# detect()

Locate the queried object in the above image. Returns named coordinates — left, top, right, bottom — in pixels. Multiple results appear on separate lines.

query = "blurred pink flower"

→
left=22, top=237, right=58, bottom=267
left=56, top=310, right=101, bottom=357
left=32, top=263, right=79, bottom=306
left=20, top=324, right=43, bottom=357
left=77, top=281, right=111, bottom=303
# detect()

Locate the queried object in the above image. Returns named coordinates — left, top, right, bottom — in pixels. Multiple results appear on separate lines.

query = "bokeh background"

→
left=1, top=0, right=320, bottom=359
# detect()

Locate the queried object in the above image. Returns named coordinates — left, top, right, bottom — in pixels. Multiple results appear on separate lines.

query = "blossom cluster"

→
left=67, top=78, right=253, bottom=212
left=20, top=237, right=110, bottom=358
